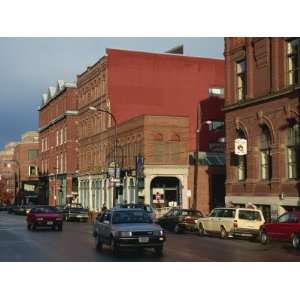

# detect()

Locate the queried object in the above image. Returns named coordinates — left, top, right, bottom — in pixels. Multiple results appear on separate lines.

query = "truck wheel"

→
left=260, top=230, right=269, bottom=245
left=174, top=224, right=181, bottom=234
left=292, top=234, right=300, bottom=249
left=220, top=227, right=227, bottom=239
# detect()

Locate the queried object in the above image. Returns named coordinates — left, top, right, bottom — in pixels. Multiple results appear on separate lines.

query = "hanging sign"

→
left=234, top=138, right=247, bottom=156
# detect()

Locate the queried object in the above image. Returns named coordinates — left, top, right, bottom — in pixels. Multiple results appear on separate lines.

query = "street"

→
left=1, top=211, right=300, bottom=262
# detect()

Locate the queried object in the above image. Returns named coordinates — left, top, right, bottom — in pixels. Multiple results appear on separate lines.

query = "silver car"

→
left=93, top=208, right=166, bottom=256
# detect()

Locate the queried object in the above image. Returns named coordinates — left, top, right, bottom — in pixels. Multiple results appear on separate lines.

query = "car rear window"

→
left=238, top=210, right=262, bottom=221
left=32, top=207, right=58, bottom=214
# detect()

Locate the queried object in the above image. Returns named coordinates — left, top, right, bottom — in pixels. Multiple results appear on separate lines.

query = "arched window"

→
left=287, top=122, right=300, bottom=179
left=260, top=125, right=272, bottom=180
left=237, top=129, right=247, bottom=181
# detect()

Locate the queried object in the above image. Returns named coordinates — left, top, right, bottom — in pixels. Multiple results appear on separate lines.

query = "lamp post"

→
left=192, top=120, right=212, bottom=210
left=89, top=106, right=118, bottom=206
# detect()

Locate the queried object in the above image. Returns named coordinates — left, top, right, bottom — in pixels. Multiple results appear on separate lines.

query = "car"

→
left=7, top=204, right=18, bottom=214
left=156, top=208, right=203, bottom=233
left=115, top=203, right=156, bottom=221
left=64, top=203, right=89, bottom=222
left=259, top=211, right=300, bottom=249
left=196, top=207, right=265, bottom=239
left=14, top=205, right=27, bottom=215
left=93, top=208, right=166, bottom=256
left=27, top=206, right=64, bottom=231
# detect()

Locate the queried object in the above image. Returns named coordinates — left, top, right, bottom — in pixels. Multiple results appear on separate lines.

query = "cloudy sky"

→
left=0, top=37, right=224, bottom=149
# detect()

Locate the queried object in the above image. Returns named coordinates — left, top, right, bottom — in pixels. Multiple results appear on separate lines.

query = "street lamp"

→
left=88, top=106, right=118, bottom=206
left=193, top=120, right=212, bottom=210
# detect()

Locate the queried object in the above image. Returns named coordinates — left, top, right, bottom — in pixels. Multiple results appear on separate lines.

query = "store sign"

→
left=234, top=138, right=247, bottom=156
left=24, top=184, right=35, bottom=192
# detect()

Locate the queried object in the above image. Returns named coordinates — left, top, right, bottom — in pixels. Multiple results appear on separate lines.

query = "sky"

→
left=0, top=37, right=224, bottom=149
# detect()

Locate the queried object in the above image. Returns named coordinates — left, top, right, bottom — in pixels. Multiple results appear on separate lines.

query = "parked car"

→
left=7, top=204, right=18, bottom=214
left=14, top=205, right=27, bottom=215
left=93, top=208, right=166, bottom=256
left=156, top=208, right=203, bottom=233
left=260, top=211, right=300, bottom=249
left=196, top=207, right=265, bottom=239
left=27, top=206, right=63, bottom=231
left=115, top=203, right=156, bottom=221
left=64, top=203, right=89, bottom=222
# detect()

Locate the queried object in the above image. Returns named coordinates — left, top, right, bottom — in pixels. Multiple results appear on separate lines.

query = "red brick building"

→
left=77, top=48, right=224, bottom=213
left=224, top=37, right=300, bottom=221
left=38, top=80, right=79, bottom=206
left=14, top=131, right=39, bottom=205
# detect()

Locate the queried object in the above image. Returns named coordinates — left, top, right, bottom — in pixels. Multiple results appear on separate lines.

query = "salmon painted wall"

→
left=107, top=49, right=224, bottom=151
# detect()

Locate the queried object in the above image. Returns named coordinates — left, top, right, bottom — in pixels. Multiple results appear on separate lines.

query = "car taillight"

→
left=184, top=216, right=194, bottom=224
left=233, top=220, right=238, bottom=228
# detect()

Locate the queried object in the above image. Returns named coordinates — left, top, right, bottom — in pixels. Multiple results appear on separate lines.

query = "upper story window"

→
left=260, top=125, right=272, bottom=180
left=236, top=59, right=247, bottom=101
left=287, top=38, right=300, bottom=85
left=287, top=122, right=300, bottom=179
left=60, top=128, right=63, bottom=145
left=28, top=149, right=38, bottom=161
left=56, top=131, right=59, bottom=146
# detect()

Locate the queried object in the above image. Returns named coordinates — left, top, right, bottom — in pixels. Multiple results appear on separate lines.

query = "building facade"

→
left=38, top=80, right=79, bottom=206
left=14, top=131, right=39, bottom=205
left=224, top=37, right=300, bottom=221
left=77, top=48, right=224, bottom=213
left=0, top=142, right=18, bottom=204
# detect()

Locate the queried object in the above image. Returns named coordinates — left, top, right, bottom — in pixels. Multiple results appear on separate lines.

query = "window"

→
left=209, top=121, right=225, bottom=131
left=236, top=129, right=247, bottom=181
left=236, top=59, right=247, bottom=101
left=278, top=213, right=289, bottom=224
left=64, top=127, right=67, bottom=143
left=260, top=125, right=272, bottom=180
left=56, top=131, right=59, bottom=146
left=28, top=149, right=38, bottom=161
left=287, top=38, right=300, bottom=85
left=60, top=128, right=63, bottom=145
left=28, top=165, right=37, bottom=177
left=287, top=122, right=300, bottom=179
left=238, top=210, right=262, bottom=221
left=41, top=138, right=44, bottom=152
left=60, top=153, right=63, bottom=173
left=222, top=209, right=236, bottom=218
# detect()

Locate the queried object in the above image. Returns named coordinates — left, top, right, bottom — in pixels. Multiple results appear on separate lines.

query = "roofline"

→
left=106, top=47, right=224, bottom=61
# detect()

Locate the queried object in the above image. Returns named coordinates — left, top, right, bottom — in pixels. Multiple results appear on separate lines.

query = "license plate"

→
left=138, top=237, right=149, bottom=243
left=47, top=221, right=53, bottom=225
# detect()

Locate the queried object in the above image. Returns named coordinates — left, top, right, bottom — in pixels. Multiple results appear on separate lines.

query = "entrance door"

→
left=210, top=175, right=225, bottom=210
left=150, top=177, right=181, bottom=208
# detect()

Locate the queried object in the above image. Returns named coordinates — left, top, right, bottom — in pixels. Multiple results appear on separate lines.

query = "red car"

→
left=260, top=211, right=300, bottom=249
left=27, top=206, right=63, bottom=231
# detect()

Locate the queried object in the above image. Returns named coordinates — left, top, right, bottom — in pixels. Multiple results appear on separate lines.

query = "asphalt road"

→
left=1, top=212, right=300, bottom=261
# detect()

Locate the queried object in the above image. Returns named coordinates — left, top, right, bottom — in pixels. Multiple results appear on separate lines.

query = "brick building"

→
left=38, top=80, right=79, bottom=206
left=14, top=131, right=39, bottom=205
left=224, top=37, right=300, bottom=221
left=0, top=142, right=18, bottom=203
left=77, top=48, right=224, bottom=213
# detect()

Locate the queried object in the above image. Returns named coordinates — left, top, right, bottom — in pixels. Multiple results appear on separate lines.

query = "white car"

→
left=196, top=207, right=265, bottom=239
